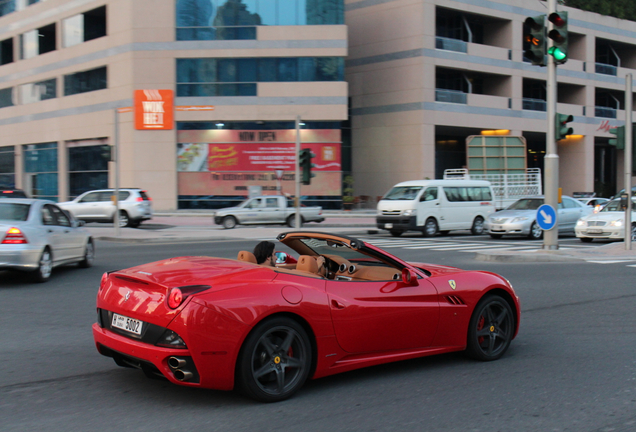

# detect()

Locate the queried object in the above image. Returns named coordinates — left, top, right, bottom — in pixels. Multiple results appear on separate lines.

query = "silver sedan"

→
left=0, top=199, right=95, bottom=282
left=484, top=196, right=593, bottom=240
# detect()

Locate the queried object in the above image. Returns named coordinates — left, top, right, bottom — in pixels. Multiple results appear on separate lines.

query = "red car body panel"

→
left=93, top=232, right=520, bottom=394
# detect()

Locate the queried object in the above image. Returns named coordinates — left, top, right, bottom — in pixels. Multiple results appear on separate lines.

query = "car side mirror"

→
left=401, top=268, right=418, bottom=286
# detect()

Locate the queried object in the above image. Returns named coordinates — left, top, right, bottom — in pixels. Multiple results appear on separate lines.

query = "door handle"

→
left=47, top=229, right=53, bottom=233
left=331, top=299, right=345, bottom=309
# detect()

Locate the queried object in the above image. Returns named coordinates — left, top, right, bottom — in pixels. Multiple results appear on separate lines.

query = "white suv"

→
left=59, top=188, right=153, bottom=228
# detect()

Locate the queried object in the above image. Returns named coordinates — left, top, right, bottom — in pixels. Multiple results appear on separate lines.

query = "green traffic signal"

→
left=299, top=148, right=316, bottom=185
left=548, top=11, right=568, bottom=64
left=524, top=15, right=546, bottom=66
left=555, top=113, right=573, bottom=141
left=608, top=126, right=625, bottom=150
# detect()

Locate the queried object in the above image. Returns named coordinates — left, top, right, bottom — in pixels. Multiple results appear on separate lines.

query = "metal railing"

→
left=435, top=37, right=467, bottom=53
left=522, top=98, right=546, bottom=112
left=435, top=89, right=467, bottom=104
left=595, top=106, right=617, bottom=118
left=595, top=63, right=617, bottom=76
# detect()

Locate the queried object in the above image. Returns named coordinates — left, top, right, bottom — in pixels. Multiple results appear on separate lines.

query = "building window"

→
left=0, top=87, right=14, bottom=108
left=67, top=141, right=109, bottom=199
left=0, top=146, right=15, bottom=188
left=1, top=38, right=13, bottom=65
left=19, top=78, right=56, bottom=104
left=64, top=66, right=107, bottom=96
left=175, top=0, right=344, bottom=41
left=63, top=6, right=107, bottom=48
left=23, top=142, right=58, bottom=201
left=20, top=23, right=56, bottom=59
left=0, top=0, right=42, bottom=18
left=176, top=57, right=344, bottom=96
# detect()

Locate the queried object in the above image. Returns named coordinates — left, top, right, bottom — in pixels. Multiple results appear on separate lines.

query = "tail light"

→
left=2, top=227, right=28, bottom=244
left=166, top=285, right=211, bottom=309
left=136, top=197, right=143, bottom=202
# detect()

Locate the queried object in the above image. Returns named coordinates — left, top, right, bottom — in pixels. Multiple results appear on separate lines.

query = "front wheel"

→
left=471, top=216, right=485, bottom=235
left=32, top=248, right=53, bottom=283
left=422, top=218, right=438, bottom=237
left=287, top=215, right=303, bottom=228
left=466, top=294, right=514, bottom=361
left=236, top=317, right=312, bottom=402
left=527, top=222, right=543, bottom=240
left=222, top=216, right=237, bottom=229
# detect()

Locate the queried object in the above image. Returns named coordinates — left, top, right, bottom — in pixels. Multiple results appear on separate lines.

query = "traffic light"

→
left=555, top=113, right=573, bottom=140
left=524, top=15, right=546, bottom=66
left=548, top=11, right=568, bottom=64
left=609, top=125, right=625, bottom=150
left=299, top=148, right=315, bottom=185
left=100, top=145, right=113, bottom=161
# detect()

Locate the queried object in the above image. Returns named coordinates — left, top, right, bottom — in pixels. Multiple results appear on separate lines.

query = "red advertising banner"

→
left=207, top=143, right=340, bottom=172
left=134, top=89, right=174, bottom=130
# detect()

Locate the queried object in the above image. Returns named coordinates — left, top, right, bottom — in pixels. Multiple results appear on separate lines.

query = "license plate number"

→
left=587, top=228, right=603, bottom=234
left=385, top=223, right=393, bottom=229
left=111, top=313, right=143, bottom=335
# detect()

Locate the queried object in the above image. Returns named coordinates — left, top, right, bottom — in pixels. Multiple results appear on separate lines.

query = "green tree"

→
left=564, top=0, right=636, bottom=21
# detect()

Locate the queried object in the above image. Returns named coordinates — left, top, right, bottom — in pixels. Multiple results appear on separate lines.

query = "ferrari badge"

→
left=449, top=280, right=456, bottom=290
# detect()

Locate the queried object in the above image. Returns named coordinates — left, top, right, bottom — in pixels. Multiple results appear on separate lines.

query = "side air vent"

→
left=445, top=295, right=466, bottom=305
left=339, top=263, right=347, bottom=273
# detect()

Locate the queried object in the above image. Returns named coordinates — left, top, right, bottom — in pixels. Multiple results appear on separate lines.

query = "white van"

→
left=376, top=179, right=496, bottom=237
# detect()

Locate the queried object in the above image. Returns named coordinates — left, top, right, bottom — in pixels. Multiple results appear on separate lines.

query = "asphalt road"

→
left=1, top=236, right=635, bottom=431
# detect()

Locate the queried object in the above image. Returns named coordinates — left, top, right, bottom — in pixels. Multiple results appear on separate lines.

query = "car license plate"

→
left=385, top=223, right=393, bottom=229
left=494, top=225, right=502, bottom=230
left=587, top=228, right=603, bottom=234
left=111, top=313, right=143, bottom=335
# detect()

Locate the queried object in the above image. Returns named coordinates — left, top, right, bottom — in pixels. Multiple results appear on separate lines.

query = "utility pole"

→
left=113, top=108, right=121, bottom=237
left=543, top=0, right=559, bottom=250
left=624, top=74, right=633, bottom=250
left=295, top=116, right=301, bottom=230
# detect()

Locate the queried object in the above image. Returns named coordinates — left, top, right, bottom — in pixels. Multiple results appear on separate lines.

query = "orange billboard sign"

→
left=134, top=89, right=174, bottom=130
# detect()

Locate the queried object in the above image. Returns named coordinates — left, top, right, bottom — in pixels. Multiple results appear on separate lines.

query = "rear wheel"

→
left=471, top=216, right=485, bottom=235
left=117, top=211, right=130, bottom=228
left=390, top=230, right=404, bottom=237
left=466, top=294, right=514, bottom=361
left=422, top=218, right=438, bottom=237
left=78, top=240, right=95, bottom=268
left=528, top=222, right=543, bottom=240
left=236, top=317, right=312, bottom=402
left=632, top=223, right=636, bottom=241
left=222, top=216, right=237, bottom=229
left=287, top=215, right=303, bottom=228
left=580, top=237, right=593, bottom=243
left=32, top=248, right=53, bottom=283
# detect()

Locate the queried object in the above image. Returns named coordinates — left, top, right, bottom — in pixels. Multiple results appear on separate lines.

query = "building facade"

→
left=0, top=0, right=347, bottom=210
left=346, top=0, right=636, bottom=200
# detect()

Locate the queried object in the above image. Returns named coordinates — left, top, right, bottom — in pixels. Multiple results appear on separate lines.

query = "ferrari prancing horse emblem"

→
left=449, top=280, right=456, bottom=290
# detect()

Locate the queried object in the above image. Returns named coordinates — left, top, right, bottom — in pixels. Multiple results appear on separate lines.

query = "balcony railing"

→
left=522, top=98, right=546, bottom=112
left=595, top=63, right=617, bottom=76
left=435, top=89, right=467, bottom=104
left=435, top=37, right=467, bottom=53
left=595, top=106, right=617, bottom=118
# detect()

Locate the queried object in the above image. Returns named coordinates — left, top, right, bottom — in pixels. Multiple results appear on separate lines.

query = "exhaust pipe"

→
left=173, top=369, right=193, bottom=382
left=168, top=356, right=187, bottom=369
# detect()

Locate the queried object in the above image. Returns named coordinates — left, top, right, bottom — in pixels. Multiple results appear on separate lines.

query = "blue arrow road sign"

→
left=536, top=204, right=557, bottom=230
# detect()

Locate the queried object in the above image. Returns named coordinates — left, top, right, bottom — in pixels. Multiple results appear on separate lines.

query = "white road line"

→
left=586, top=260, right=636, bottom=264
left=404, top=243, right=482, bottom=250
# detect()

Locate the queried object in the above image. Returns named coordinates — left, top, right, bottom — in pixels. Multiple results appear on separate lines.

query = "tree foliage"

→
left=564, top=0, right=636, bottom=22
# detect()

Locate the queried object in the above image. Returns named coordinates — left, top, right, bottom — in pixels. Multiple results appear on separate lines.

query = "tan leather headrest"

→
left=237, top=251, right=257, bottom=264
left=297, top=255, right=318, bottom=273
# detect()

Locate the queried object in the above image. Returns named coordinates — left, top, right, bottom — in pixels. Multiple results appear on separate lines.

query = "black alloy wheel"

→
left=236, top=317, right=312, bottom=402
left=471, top=216, right=485, bottom=235
left=423, top=218, right=438, bottom=237
left=466, top=294, right=514, bottom=361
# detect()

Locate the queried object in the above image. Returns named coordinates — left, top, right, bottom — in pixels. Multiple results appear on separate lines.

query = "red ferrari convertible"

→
left=93, top=231, right=520, bottom=402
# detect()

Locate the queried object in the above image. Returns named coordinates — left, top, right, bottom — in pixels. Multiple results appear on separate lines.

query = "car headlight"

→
left=402, top=209, right=416, bottom=216
left=609, top=220, right=623, bottom=227
left=511, top=217, right=528, bottom=223
left=576, top=220, right=586, bottom=227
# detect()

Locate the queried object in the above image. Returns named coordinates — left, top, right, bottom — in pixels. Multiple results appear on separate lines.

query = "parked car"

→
left=92, top=231, right=520, bottom=402
left=213, top=195, right=324, bottom=229
left=1, top=188, right=28, bottom=198
left=0, top=198, right=95, bottom=282
left=575, top=198, right=636, bottom=242
left=58, top=188, right=153, bottom=228
left=484, top=195, right=593, bottom=239
left=577, top=197, right=609, bottom=213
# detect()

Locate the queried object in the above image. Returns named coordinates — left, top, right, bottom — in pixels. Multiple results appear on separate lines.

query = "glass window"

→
left=266, top=197, right=278, bottom=207
left=63, top=14, right=83, bottom=48
left=64, top=66, right=107, bottom=96
left=383, top=186, right=422, bottom=200
left=277, top=58, right=297, bottom=82
left=420, top=187, right=438, bottom=201
left=1, top=37, right=13, bottom=65
left=0, top=203, right=29, bottom=221
left=0, top=87, right=14, bottom=108
left=79, top=192, right=101, bottom=203
left=237, top=58, right=257, bottom=82
left=19, top=78, right=56, bottom=104
left=50, top=205, right=71, bottom=227
left=258, top=58, right=277, bottom=82
left=258, top=0, right=277, bottom=25
left=218, top=58, right=237, bottom=82
left=0, top=146, right=15, bottom=188
left=24, top=142, right=58, bottom=201
left=83, top=6, right=107, bottom=42
left=42, top=206, right=55, bottom=225
left=298, top=58, right=316, bottom=81
left=278, top=0, right=298, bottom=25
left=20, top=29, right=38, bottom=59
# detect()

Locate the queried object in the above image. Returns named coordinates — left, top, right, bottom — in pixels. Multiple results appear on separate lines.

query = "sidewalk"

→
left=88, top=211, right=636, bottom=262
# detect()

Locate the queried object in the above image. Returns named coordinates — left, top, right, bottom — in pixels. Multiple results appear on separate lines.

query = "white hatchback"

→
left=575, top=198, right=636, bottom=242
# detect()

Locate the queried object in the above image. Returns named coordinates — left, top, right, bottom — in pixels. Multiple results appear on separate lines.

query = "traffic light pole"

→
left=295, top=116, right=301, bottom=230
left=543, top=0, right=559, bottom=250
left=624, top=74, right=633, bottom=250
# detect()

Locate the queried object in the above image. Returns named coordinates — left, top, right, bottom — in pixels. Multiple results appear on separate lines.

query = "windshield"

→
left=507, top=198, right=544, bottom=210
left=601, top=200, right=636, bottom=212
left=382, top=186, right=423, bottom=201
left=298, top=238, right=383, bottom=263
left=0, top=203, right=30, bottom=221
